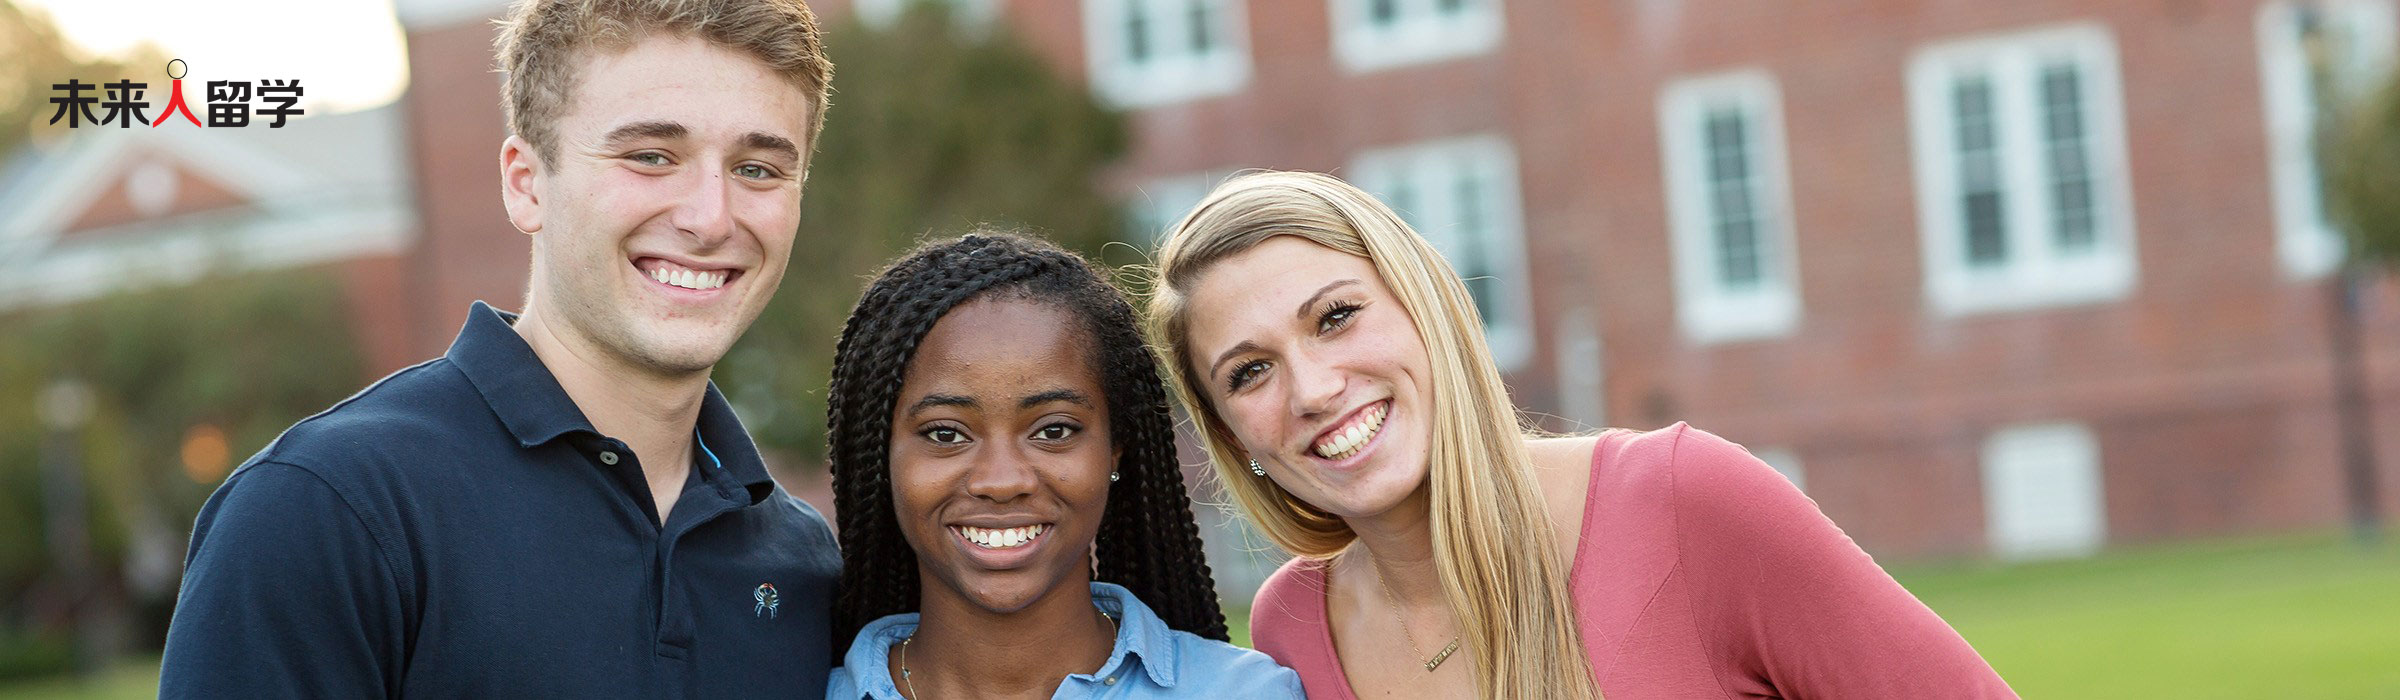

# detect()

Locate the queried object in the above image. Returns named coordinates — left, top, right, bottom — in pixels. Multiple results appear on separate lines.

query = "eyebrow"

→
left=741, top=131, right=802, bottom=165
left=1019, top=389, right=1093, bottom=410
left=599, top=120, right=687, bottom=147
left=1205, top=278, right=1364, bottom=384
left=906, top=394, right=976, bottom=418
left=906, top=389, right=1092, bottom=418
left=599, top=122, right=800, bottom=165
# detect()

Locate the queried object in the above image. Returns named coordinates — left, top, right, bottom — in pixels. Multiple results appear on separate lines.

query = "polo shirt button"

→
left=1102, top=677, right=1116, bottom=686
left=598, top=450, right=619, bottom=465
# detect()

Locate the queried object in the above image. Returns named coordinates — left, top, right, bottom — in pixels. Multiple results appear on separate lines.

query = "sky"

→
left=17, top=0, right=413, bottom=115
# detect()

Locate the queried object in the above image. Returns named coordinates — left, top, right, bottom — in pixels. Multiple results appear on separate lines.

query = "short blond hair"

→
left=494, top=0, right=833, bottom=163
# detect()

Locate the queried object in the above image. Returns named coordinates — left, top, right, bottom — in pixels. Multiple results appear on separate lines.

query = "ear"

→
left=499, top=135, right=545, bottom=235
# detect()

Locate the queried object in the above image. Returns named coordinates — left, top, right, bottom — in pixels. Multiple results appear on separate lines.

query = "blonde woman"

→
left=1146, top=171, right=2014, bottom=698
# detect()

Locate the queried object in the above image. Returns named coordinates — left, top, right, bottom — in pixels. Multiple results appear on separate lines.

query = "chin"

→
left=956, top=572, right=1066, bottom=615
left=621, top=330, right=737, bottom=374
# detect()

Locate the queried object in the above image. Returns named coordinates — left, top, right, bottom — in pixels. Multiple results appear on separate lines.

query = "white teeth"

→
left=958, top=524, right=1046, bottom=549
left=646, top=264, right=729, bottom=291
left=1313, top=403, right=1389, bottom=459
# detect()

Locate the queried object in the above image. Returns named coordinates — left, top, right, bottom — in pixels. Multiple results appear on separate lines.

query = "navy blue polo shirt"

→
left=160, top=301, right=841, bottom=699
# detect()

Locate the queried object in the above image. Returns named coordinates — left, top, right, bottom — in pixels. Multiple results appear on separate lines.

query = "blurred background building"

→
left=3, top=0, right=2400, bottom=694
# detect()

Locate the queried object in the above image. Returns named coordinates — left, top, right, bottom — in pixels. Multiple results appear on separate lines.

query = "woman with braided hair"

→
left=822, top=232, right=1300, bottom=699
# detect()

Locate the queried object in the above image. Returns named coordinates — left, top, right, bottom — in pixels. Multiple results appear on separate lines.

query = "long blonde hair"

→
left=1146, top=171, right=1596, bottom=699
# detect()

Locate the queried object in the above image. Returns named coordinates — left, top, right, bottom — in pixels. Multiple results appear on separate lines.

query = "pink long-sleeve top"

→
left=1249, top=423, right=2016, bottom=699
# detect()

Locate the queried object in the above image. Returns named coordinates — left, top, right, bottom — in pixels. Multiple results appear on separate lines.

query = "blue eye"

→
left=629, top=152, right=669, bottom=167
left=734, top=164, right=772, bottom=179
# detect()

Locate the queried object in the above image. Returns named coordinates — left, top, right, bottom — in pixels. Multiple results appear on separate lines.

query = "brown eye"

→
left=923, top=427, right=968, bottom=445
left=1318, top=302, right=1361, bottom=334
left=1034, top=424, right=1078, bottom=441
left=1226, top=360, right=1269, bottom=393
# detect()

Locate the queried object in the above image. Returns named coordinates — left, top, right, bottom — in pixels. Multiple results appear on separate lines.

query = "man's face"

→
left=505, top=35, right=812, bottom=375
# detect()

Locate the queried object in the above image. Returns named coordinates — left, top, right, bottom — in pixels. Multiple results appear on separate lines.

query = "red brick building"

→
left=11, top=0, right=2394, bottom=569
left=929, top=0, right=2400, bottom=562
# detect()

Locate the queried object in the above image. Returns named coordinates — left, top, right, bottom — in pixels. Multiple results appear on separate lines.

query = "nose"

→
left=1284, top=347, right=1344, bottom=421
left=964, top=439, right=1039, bottom=504
left=670, top=166, right=737, bottom=248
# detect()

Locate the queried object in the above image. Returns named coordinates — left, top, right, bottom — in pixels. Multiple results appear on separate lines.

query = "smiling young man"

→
left=158, top=1, right=837, bottom=697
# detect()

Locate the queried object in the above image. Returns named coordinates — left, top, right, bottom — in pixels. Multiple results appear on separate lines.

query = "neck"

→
left=513, top=305, right=709, bottom=523
left=900, top=577, right=1116, bottom=700
left=1344, top=482, right=1444, bottom=604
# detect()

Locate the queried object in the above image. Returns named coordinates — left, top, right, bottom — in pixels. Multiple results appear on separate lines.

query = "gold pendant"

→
left=1423, top=638, right=1460, bottom=672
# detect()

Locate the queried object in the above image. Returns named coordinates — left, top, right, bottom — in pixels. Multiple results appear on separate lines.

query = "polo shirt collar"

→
left=445, top=301, right=776, bottom=505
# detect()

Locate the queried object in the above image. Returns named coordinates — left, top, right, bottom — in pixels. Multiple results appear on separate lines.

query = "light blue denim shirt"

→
left=826, top=582, right=1302, bottom=699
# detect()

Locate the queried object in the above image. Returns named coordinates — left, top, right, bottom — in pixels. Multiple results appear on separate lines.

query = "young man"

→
left=158, top=1, right=836, bottom=697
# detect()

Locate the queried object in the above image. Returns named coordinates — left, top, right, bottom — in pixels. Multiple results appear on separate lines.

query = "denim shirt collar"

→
left=837, top=582, right=1180, bottom=699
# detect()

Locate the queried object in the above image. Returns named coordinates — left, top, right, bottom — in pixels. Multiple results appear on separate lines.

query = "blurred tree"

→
left=720, top=2, right=1129, bottom=465
left=2324, top=70, right=2400, bottom=268
left=0, top=0, right=164, bottom=161
left=2309, top=6, right=2391, bottom=544
left=0, top=270, right=362, bottom=668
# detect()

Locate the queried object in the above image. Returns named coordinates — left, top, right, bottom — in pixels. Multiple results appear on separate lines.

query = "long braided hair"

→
left=826, top=231, right=1229, bottom=654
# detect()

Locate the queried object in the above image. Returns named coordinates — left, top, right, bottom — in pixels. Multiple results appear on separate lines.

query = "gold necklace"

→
left=1369, top=558, right=1461, bottom=673
left=897, top=610, right=1119, bottom=699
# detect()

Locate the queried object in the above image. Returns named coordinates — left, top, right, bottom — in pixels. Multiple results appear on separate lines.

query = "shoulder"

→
left=829, top=613, right=915, bottom=698
left=249, top=357, right=486, bottom=479
left=1249, top=557, right=1330, bottom=639
left=1647, top=423, right=1810, bottom=521
left=1166, top=630, right=1304, bottom=697
left=747, top=490, right=842, bottom=579
left=823, top=668, right=860, bottom=700
left=1582, top=422, right=1785, bottom=503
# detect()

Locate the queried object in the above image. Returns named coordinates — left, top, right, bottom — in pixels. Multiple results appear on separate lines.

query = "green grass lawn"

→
left=1895, top=532, right=2400, bottom=699
left=7, top=533, right=2393, bottom=699
left=0, top=656, right=157, bottom=700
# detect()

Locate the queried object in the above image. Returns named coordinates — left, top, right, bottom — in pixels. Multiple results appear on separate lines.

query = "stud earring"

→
left=1248, top=459, right=1266, bottom=477
left=1108, top=471, right=1120, bottom=482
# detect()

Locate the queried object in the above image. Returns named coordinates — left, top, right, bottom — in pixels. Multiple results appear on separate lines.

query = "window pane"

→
left=1187, top=0, right=1214, bottom=53
left=1370, top=0, right=1399, bottom=26
left=1953, top=75, right=2008, bottom=267
left=1454, top=169, right=1500, bottom=323
left=1703, top=108, right=1763, bottom=288
left=2041, top=63, right=2097, bottom=252
left=1126, top=1, right=1152, bottom=63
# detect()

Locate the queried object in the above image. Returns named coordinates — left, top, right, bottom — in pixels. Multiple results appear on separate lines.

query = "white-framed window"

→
left=1125, top=171, right=1223, bottom=244
left=1348, top=134, right=1533, bottom=371
left=1329, top=0, right=1504, bottom=73
left=1084, top=0, right=1250, bottom=108
left=1907, top=23, right=2137, bottom=316
left=1553, top=305, right=1606, bottom=430
left=853, top=0, right=1000, bottom=31
left=2258, top=0, right=2397, bottom=279
left=1981, top=422, right=2106, bottom=561
left=1658, top=69, right=1803, bottom=344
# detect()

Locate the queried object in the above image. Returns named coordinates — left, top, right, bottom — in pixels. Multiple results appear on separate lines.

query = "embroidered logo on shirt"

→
left=754, top=582, right=779, bottom=619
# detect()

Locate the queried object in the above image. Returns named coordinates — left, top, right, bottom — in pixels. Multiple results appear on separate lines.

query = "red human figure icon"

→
left=152, top=59, right=201, bottom=128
